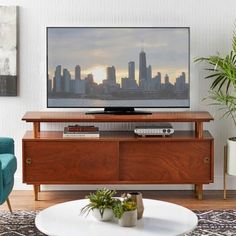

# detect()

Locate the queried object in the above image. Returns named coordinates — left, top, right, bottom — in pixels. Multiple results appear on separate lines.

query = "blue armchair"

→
left=0, top=137, right=17, bottom=213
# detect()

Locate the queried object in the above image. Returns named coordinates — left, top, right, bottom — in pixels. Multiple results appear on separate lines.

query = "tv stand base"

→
left=32, top=184, right=204, bottom=201
left=86, top=107, right=152, bottom=115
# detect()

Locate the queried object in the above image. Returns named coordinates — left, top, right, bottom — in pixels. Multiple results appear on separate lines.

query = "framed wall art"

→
left=0, top=6, right=17, bottom=96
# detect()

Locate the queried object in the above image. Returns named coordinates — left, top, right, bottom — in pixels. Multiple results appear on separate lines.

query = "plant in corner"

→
left=195, top=29, right=236, bottom=175
left=113, top=195, right=137, bottom=227
left=80, top=188, right=116, bottom=221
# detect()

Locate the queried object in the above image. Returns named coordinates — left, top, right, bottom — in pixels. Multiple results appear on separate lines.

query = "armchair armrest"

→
left=0, top=138, right=14, bottom=155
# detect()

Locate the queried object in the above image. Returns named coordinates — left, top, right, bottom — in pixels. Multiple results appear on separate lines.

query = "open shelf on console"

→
left=22, top=111, right=214, bottom=139
left=23, top=130, right=213, bottom=141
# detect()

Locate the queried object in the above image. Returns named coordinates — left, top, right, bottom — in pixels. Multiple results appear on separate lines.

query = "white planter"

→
left=119, top=209, right=137, bottom=227
left=92, top=208, right=114, bottom=221
left=227, top=137, right=236, bottom=175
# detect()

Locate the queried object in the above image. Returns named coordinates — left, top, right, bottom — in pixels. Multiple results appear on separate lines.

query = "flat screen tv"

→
left=47, top=27, right=190, bottom=114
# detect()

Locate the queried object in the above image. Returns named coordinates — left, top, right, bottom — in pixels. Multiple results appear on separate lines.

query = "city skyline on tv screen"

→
left=47, top=27, right=190, bottom=108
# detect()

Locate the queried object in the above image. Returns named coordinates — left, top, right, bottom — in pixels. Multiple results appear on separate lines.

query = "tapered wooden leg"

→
left=196, top=184, right=203, bottom=200
left=194, top=184, right=199, bottom=197
left=34, top=185, right=40, bottom=201
left=224, top=146, right=227, bottom=200
left=6, top=198, right=13, bottom=213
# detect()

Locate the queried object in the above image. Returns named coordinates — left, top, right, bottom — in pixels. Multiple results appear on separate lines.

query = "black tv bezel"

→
left=46, top=26, right=190, bottom=109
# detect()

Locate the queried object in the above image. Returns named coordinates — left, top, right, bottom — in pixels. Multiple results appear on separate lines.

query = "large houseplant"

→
left=195, top=30, right=236, bottom=175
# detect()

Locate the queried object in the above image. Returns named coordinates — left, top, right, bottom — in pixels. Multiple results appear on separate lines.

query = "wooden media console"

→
left=22, top=111, right=214, bottom=200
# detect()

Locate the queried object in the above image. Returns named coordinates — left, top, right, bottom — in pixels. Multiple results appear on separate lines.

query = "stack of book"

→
left=63, top=125, right=99, bottom=138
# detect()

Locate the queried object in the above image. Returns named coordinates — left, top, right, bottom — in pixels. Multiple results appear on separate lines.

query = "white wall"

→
left=0, top=0, right=236, bottom=190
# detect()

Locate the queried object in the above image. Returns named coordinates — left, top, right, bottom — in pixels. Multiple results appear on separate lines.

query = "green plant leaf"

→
left=195, top=27, right=236, bottom=128
left=80, top=188, right=117, bottom=217
left=112, top=195, right=137, bottom=219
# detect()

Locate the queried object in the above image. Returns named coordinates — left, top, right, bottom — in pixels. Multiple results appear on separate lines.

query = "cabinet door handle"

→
left=26, top=158, right=32, bottom=165
left=204, top=157, right=210, bottom=164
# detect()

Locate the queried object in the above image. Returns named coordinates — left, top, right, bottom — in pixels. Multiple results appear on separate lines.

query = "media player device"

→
left=134, top=123, right=174, bottom=137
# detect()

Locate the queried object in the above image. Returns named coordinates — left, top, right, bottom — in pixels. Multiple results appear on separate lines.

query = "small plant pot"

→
left=119, top=209, right=137, bottom=227
left=92, top=208, right=114, bottom=221
left=127, top=192, right=144, bottom=219
left=227, top=137, right=236, bottom=175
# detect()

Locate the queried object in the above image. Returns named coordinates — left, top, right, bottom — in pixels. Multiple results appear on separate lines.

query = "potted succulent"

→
left=127, top=192, right=144, bottom=219
left=113, top=196, right=137, bottom=227
left=195, top=30, right=236, bottom=175
left=80, top=188, right=116, bottom=221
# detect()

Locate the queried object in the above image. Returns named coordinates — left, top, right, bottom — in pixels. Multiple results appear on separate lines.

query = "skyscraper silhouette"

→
left=147, top=65, right=152, bottom=90
left=139, top=50, right=147, bottom=89
left=63, top=68, right=71, bottom=93
left=128, top=61, right=135, bottom=81
left=55, top=65, right=62, bottom=92
left=75, top=65, right=81, bottom=80
left=165, top=74, right=169, bottom=84
left=107, top=66, right=116, bottom=84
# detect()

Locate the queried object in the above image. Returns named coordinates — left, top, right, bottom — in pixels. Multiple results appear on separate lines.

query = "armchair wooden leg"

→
left=6, top=198, right=13, bottom=213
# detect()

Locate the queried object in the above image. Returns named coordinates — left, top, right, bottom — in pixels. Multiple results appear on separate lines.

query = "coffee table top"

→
left=35, top=198, right=198, bottom=236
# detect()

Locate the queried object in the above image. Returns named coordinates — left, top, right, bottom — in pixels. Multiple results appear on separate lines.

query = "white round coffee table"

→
left=35, top=199, right=198, bottom=236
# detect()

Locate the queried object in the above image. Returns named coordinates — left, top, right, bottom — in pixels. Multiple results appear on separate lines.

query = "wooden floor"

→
left=1, top=190, right=236, bottom=211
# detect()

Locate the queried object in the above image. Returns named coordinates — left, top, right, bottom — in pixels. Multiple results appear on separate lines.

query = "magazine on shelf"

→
left=67, top=125, right=99, bottom=132
left=63, top=132, right=100, bottom=138
left=63, top=125, right=100, bottom=138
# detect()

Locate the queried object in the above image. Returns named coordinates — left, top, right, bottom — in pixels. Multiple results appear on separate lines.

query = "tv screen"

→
left=47, top=27, right=190, bottom=110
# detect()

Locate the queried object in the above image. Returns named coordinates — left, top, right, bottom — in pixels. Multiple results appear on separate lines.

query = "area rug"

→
left=187, top=210, right=236, bottom=236
left=0, top=210, right=236, bottom=235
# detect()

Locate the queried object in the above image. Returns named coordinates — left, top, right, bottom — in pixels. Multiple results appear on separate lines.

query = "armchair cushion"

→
left=0, top=138, right=14, bottom=155
left=0, top=154, right=17, bottom=187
